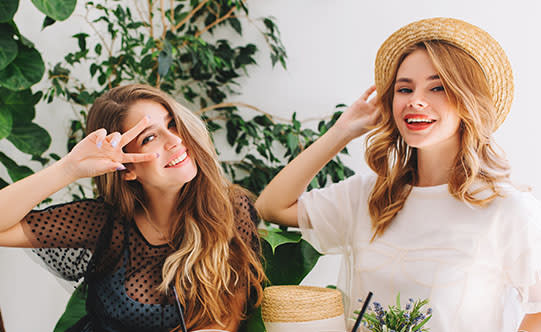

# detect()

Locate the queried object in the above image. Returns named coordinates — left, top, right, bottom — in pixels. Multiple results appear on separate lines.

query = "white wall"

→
left=2, top=0, right=541, bottom=331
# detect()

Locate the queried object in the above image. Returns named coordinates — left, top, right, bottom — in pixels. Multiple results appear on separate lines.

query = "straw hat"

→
left=261, top=285, right=344, bottom=322
left=375, top=17, right=514, bottom=129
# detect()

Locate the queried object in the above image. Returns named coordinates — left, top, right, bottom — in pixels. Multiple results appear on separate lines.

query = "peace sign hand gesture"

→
left=61, top=116, right=157, bottom=181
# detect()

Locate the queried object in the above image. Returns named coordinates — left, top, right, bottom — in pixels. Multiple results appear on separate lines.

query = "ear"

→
left=123, top=169, right=137, bottom=181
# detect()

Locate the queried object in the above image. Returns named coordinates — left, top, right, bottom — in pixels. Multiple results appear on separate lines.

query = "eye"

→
left=431, top=86, right=445, bottom=92
left=396, top=87, right=412, bottom=94
left=141, top=134, right=156, bottom=145
left=168, top=119, right=177, bottom=129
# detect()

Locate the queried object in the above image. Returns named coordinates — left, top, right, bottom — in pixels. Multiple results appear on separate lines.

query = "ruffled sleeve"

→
left=500, top=191, right=541, bottom=313
left=298, top=174, right=374, bottom=255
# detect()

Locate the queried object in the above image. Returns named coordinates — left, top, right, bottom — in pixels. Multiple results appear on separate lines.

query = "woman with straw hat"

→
left=256, top=17, right=541, bottom=331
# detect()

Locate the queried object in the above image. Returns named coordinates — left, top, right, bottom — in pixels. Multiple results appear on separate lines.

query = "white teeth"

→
left=406, top=118, right=434, bottom=124
left=166, top=152, right=187, bottom=167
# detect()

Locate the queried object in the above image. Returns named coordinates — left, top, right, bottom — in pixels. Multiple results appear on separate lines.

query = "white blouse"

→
left=298, top=173, right=541, bottom=331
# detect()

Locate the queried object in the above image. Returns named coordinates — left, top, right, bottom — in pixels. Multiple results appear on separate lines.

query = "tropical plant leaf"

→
left=158, top=40, right=173, bottom=78
left=0, top=0, right=19, bottom=23
left=42, top=16, right=56, bottom=30
left=239, top=307, right=265, bottom=332
left=53, top=284, right=87, bottom=332
left=0, top=44, right=44, bottom=90
left=7, top=122, right=51, bottom=156
left=0, top=176, right=9, bottom=189
left=0, top=151, right=33, bottom=181
left=0, top=88, right=39, bottom=125
left=0, top=25, right=18, bottom=70
left=262, top=238, right=321, bottom=285
left=31, top=0, right=77, bottom=21
left=259, top=228, right=301, bottom=253
left=0, top=105, right=13, bottom=139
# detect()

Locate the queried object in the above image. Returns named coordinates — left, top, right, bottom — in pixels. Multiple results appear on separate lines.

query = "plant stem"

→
left=173, top=0, right=210, bottom=32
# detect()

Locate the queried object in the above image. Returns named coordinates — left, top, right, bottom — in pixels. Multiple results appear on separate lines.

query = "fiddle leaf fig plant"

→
left=0, top=0, right=78, bottom=190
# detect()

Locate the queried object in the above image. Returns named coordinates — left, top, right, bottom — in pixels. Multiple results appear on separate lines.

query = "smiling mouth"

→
left=165, top=152, right=188, bottom=167
left=405, top=118, right=435, bottom=124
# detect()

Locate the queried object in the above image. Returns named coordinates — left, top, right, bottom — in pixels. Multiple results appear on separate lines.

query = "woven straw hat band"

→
left=261, top=286, right=344, bottom=322
left=375, top=17, right=513, bottom=130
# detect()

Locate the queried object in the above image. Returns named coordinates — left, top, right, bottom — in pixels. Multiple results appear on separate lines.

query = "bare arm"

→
left=255, top=86, right=379, bottom=227
left=519, top=313, right=541, bottom=331
left=0, top=116, right=157, bottom=247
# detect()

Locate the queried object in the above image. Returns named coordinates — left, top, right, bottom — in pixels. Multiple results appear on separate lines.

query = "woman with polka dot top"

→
left=0, top=84, right=265, bottom=332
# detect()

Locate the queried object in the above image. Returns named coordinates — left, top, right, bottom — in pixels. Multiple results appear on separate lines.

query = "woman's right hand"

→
left=334, top=85, right=380, bottom=140
left=60, top=116, right=158, bottom=181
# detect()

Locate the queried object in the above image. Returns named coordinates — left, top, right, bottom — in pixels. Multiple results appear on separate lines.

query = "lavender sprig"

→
left=354, top=294, right=432, bottom=332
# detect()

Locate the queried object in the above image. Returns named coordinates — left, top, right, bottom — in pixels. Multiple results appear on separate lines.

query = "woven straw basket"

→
left=261, top=285, right=346, bottom=332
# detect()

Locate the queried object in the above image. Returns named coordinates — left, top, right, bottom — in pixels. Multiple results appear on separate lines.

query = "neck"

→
left=416, top=136, right=460, bottom=187
left=142, top=186, right=181, bottom=229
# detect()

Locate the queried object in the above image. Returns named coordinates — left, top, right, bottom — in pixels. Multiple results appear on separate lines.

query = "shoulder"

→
left=29, top=198, right=112, bottom=217
left=229, top=185, right=259, bottom=236
left=493, top=184, right=541, bottom=218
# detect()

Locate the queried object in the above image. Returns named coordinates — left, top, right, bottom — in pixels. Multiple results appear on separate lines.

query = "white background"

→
left=1, top=0, right=541, bottom=331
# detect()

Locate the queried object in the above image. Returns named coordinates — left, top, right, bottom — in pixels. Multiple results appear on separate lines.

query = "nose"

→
left=407, top=92, right=428, bottom=110
left=164, top=132, right=183, bottom=151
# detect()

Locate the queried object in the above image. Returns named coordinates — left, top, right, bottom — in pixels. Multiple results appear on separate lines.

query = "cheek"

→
left=392, top=99, right=403, bottom=124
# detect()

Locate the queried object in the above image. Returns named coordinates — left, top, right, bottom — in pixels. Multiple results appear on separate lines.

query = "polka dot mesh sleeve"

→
left=231, top=191, right=261, bottom=254
left=20, top=199, right=111, bottom=282
left=22, top=199, right=109, bottom=249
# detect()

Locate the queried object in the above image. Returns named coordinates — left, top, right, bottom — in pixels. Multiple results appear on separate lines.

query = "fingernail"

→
left=116, top=165, right=126, bottom=171
left=155, top=153, right=160, bottom=158
left=145, top=115, right=151, bottom=120
left=111, top=139, right=119, bottom=148
left=97, top=141, right=103, bottom=149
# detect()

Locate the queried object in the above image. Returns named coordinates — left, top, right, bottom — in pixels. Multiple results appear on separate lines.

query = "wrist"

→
left=55, top=156, right=81, bottom=183
left=327, top=123, right=358, bottom=145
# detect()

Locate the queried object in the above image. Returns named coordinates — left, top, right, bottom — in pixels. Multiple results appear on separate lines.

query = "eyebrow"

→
left=395, top=74, right=440, bottom=84
left=134, top=114, right=173, bottom=142
left=135, top=124, right=156, bottom=142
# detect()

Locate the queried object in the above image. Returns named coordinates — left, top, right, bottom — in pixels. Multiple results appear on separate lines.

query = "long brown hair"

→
left=86, top=84, right=265, bottom=329
left=365, top=41, right=511, bottom=240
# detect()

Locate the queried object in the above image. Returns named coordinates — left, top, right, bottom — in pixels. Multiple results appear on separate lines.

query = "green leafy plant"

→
left=357, top=295, right=432, bottom=332
left=0, top=0, right=78, bottom=191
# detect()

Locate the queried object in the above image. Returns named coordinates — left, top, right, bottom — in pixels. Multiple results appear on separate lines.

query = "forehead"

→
left=122, top=100, right=170, bottom=132
left=396, top=48, right=438, bottom=79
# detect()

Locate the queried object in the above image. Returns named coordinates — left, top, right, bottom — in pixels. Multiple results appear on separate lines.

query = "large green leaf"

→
left=0, top=88, right=39, bottom=125
left=0, top=151, right=33, bottom=181
left=0, top=44, right=44, bottom=90
left=53, top=284, right=87, bottom=332
left=31, top=0, right=76, bottom=21
left=0, top=105, right=13, bottom=139
left=7, top=122, right=51, bottom=156
left=259, top=228, right=301, bottom=254
left=262, top=238, right=321, bottom=286
left=0, top=25, right=17, bottom=70
left=239, top=307, right=265, bottom=332
left=0, top=0, right=19, bottom=22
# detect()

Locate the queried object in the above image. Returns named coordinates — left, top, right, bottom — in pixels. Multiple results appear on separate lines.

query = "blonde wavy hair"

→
left=365, top=41, right=511, bottom=240
left=86, top=84, right=265, bottom=330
